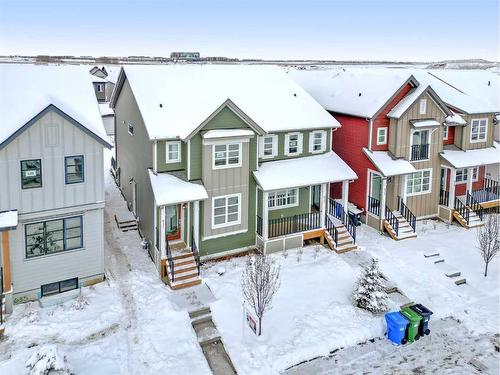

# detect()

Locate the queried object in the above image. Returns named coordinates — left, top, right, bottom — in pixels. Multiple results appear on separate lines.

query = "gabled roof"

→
left=363, top=149, right=416, bottom=177
left=287, top=67, right=419, bottom=118
left=440, top=142, right=500, bottom=169
left=110, top=65, right=340, bottom=141
left=387, top=85, right=452, bottom=119
left=0, top=64, right=111, bottom=149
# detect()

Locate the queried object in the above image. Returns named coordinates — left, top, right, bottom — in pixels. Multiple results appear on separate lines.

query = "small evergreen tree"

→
left=352, top=259, right=388, bottom=313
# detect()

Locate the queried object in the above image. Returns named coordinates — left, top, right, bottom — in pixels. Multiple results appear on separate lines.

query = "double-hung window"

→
left=377, top=128, right=388, bottom=145
left=442, top=126, right=449, bottom=140
left=455, top=167, right=478, bottom=183
left=309, top=131, right=326, bottom=153
left=410, top=130, right=430, bottom=161
left=213, top=143, right=241, bottom=169
left=25, top=216, right=83, bottom=258
left=260, top=135, right=277, bottom=158
left=212, top=194, right=241, bottom=228
left=470, top=118, right=487, bottom=142
left=65, top=155, right=84, bottom=184
left=268, top=189, right=298, bottom=210
left=165, top=141, right=181, bottom=163
left=406, top=169, right=432, bottom=196
left=21, top=159, right=42, bottom=189
left=285, top=132, right=302, bottom=156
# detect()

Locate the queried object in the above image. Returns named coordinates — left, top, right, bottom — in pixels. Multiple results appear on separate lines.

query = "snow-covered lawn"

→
left=204, top=219, right=500, bottom=375
left=0, top=158, right=211, bottom=375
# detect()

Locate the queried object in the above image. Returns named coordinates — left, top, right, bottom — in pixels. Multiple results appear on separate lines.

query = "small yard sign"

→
left=246, top=310, right=257, bottom=335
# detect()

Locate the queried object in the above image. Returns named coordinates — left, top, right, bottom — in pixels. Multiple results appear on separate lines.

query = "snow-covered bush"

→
left=23, top=302, right=39, bottom=323
left=25, top=345, right=71, bottom=375
left=352, top=259, right=388, bottom=313
left=71, top=295, right=89, bottom=310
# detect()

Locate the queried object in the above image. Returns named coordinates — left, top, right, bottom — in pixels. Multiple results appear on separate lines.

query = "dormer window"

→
left=470, top=118, right=488, bottom=142
left=285, top=132, right=303, bottom=156
left=419, top=99, right=427, bottom=115
left=309, top=130, right=327, bottom=153
left=165, top=141, right=181, bottom=163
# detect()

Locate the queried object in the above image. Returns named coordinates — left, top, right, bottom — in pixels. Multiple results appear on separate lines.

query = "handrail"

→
left=268, top=211, right=321, bottom=238
left=165, top=237, right=174, bottom=283
left=256, top=215, right=263, bottom=237
left=327, top=198, right=356, bottom=243
left=439, top=189, right=449, bottom=206
left=466, top=191, right=484, bottom=221
left=367, top=196, right=381, bottom=216
left=385, top=207, right=399, bottom=237
left=341, top=209, right=357, bottom=244
left=472, top=178, right=499, bottom=203
left=325, top=213, right=338, bottom=246
left=0, top=267, right=3, bottom=325
left=410, top=144, right=429, bottom=161
left=191, top=226, right=201, bottom=275
left=399, top=198, right=416, bottom=232
left=454, top=197, right=470, bottom=225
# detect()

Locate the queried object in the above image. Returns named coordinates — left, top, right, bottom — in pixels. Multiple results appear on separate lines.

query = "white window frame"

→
left=406, top=168, right=432, bottom=196
left=376, top=127, right=388, bottom=145
left=268, top=188, right=299, bottom=210
left=309, top=130, right=327, bottom=153
left=284, top=132, right=303, bottom=156
left=165, top=141, right=181, bottom=164
left=96, top=83, right=104, bottom=93
left=419, top=99, right=427, bottom=115
left=470, top=118, right=488, bottom=143
left=212, top=142, right=242, bottom=169
left=211, top=193, right=241, bottom=229
left=409, top=129, right=431, bottom=162
left=455, top=167, right=478, bottom=184
left=442, top=126, right=448, bottom=140
left=259, top=134, right=278, bottom=159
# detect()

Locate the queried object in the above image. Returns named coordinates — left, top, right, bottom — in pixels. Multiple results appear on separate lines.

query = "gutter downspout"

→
left=368, top=118, right=373, bottom=150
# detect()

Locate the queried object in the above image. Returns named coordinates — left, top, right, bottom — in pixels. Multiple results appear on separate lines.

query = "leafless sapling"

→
left=241, top=253, right=281, bottom=336
left=477, top=214, right=499, bottom=277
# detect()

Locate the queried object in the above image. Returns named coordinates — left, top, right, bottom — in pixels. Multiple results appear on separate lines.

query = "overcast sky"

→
left=0, top=0, right=498, bottom=61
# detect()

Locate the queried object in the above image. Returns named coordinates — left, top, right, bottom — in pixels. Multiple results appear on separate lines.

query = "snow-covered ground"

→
left=0, top=154, right=211, bottom=375
left=203, top=219, right=500, bottom=375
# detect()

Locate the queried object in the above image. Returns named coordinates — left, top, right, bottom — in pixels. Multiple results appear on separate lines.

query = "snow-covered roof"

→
left=0, top=210, right=18, bottom=230
left=363, top=149, right=417, bottom=177
left=99, top=103, right=114, bottom=117
left=148, top=170, right=208, bottom=206
left=113, top=65, right=339, bottom=141
left=287, top=67, right=416, bottom=118
left=0, top=64, right=111, bottom=149
left=440, top=143, right=500, bottom=169
left=412, top=70, right=500, bottom=114
left=253, top=151, right=357, bottom=191
left=445, top=112, right=467, bottom=126
left=202, top=129, right=254, bottom=139
left=410, top=119, right=441, bottom=128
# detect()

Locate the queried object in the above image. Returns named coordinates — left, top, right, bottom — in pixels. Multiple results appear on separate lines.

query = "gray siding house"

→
left=0, top=65, right=112, bottom=312
left=110, top=65, right=357, bottom=289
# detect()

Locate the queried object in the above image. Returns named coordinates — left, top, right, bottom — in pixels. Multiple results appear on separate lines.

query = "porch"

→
left=253, top=151, right=358, bottom=254
left=439, top=144, right=499, bottom=228
left=149, top=170, right=207, bottom=289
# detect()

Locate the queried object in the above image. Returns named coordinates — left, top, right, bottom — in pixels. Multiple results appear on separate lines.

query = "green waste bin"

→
left=400, top=307, right=422, bottom=343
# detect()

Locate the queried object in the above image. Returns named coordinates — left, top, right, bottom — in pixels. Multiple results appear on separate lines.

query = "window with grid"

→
left=268, top=189, right=298, bottom=209
left=21, top=159, right=42, bottom=189
left=470, top=119, right=487, bottom=142
left=286, top=133, right=301, bottom=155
left=65, top=156, right=84, bottom=184
left=212, top=195, right=240, bottom=228
left=456, top=167, right=478, bottom=183
left=310, top=131, right=325, bottom=152
left=377, top=128, right=387, bottom=145
left=166, top=142, right=181, bottom=163
left=443, top=126, right=448, bottom=140
left=25, top=216, right=83, bottom=258
left=213, top=143, right=241, bottom=168
left=406, top=169, right=432, bottom=195
left=261, top=135, right=277, bottom=158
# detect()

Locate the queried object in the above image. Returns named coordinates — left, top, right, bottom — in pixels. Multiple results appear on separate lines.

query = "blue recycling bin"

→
left=385, top=311, right=409, bottom=346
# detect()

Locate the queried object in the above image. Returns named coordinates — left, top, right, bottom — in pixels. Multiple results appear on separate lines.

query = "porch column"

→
left=320, top=183, right=327, bottom=227
left=449, top=168, right=456, bottom=209
left=262, top=191, right=269, bottom=241
left=379, top=177, right=388, bottom=232
left=1, top=231, right=12, bottom=294
left=193, top=201, right=200, bottom=248
left=160, top=206, right=166, bottom=258
left=466, top=167, right=474, bottom=194
left=400, top=175, right=407, bottom=205
left=341, top=180, right=349, bottom=211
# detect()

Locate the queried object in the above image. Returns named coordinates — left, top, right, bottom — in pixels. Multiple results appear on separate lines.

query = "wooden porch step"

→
left=169, top=270, right=200, bottom=282
left=172, top=252, right=195, bottom=261
left=171, top=278, right=202, bottom=290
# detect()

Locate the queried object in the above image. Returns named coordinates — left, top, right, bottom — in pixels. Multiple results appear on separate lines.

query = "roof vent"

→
left=293, top=93, right=297, bottom=97
left=358, top=93, right=362, bottom=97
left=159, top=103, right=163, bottom=108
left=488, top=81, right=491, bottom=86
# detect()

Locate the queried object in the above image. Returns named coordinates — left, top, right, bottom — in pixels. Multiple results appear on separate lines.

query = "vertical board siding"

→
left=459, top=113, right=495, bottom=150
left=0, top=110, right=104, bottom=214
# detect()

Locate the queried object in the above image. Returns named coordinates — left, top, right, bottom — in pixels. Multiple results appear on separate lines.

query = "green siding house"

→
left=110, top=65, right=357, bottom=289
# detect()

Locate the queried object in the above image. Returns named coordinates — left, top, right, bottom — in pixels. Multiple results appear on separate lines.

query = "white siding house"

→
left=0, top=65, right=111, bottom=310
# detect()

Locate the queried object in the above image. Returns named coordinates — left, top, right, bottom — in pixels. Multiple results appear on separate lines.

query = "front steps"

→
left=452, top=209, right=484, bottom=229
left=383, top=212, right=417, bottom=241
left=162, top=252, right=202, bottom=290
left=324, top=224, right=357, bottom=253
left=114, top=212, right=138, bottom=232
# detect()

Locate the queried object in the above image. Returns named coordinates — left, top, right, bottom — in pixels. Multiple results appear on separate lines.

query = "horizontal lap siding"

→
left=331, top=113, right=374, bottom=211
left=10, top=207, right=104, bottom=296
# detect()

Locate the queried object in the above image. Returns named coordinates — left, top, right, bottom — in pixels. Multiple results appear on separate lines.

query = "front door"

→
left=370, top=172, right=382, bottom=201
left=311, top=185, right=321, bottom=211
left=166, top=205, right=181, bottom=241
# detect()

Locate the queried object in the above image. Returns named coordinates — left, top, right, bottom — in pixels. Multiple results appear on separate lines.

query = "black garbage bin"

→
left=348, top=211, right=361, bottom=226
left=410, top=303, right=433, bottom=336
